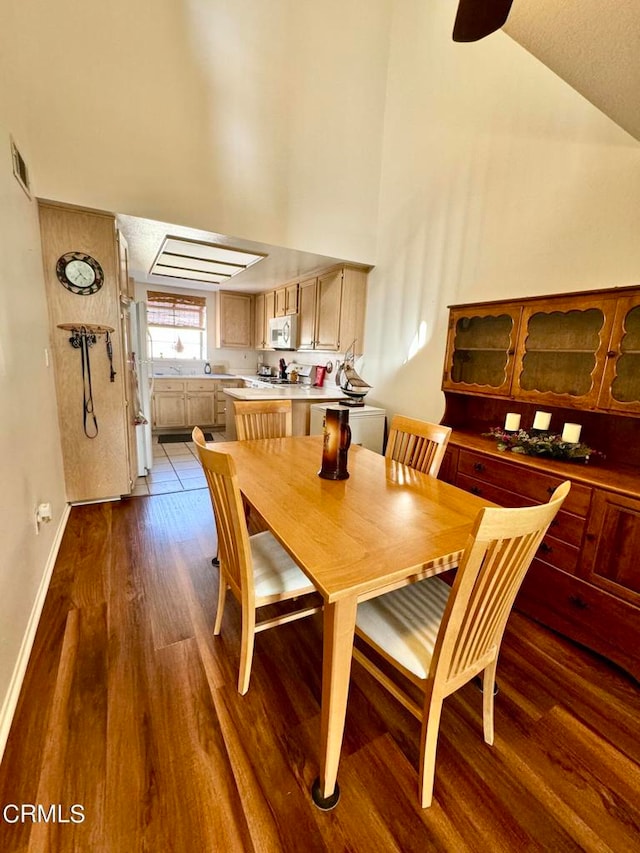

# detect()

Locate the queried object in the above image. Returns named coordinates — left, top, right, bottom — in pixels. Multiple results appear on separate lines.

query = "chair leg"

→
left=418, top=691, right=443, bottom=809
left=482, top=660, right=498, bottom=745
left=213, top=573, right=227, bottom=636
left=237, top=609, right=256, bottom=695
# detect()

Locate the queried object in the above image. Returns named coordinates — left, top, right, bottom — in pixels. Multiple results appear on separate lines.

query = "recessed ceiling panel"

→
left=150, top=235, right=267, bottom=285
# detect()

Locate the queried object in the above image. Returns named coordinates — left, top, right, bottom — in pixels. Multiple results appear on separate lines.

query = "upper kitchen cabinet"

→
left=597, top=292, right=640, bottom=414
left=514, top=295, right=617, bottom=409
left=298, top=265, right=368, bottom=353
left=216, top=291, right=252, bottom=348
left=442, top=305, right=521, bottom=396
left=275, top=283, right=298, bottom=317
left=253, top=290, right=275, bottom=350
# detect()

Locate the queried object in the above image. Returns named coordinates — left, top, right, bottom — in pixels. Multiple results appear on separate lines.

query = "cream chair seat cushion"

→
left=356, top=577, right=451, bottom=680
left=250, top=531, right=316, bottom=598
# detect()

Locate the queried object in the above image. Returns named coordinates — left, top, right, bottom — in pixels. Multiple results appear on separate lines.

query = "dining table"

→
left=210, top=434, right=493, bottom=809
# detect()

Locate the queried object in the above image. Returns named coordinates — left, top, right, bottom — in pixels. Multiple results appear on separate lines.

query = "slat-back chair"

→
left=192, top=427, right=321, bottom=694
left=385, top=415, right=452, bottom=477
left=353, top=480, right=571, bottom=807
left=233, top=400, right=293, bottom=441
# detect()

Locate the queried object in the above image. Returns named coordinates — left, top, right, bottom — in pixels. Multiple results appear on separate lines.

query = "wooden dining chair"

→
left=352, top=480, right=571, bottom=808
left=192, top=427, right=321, bottom=695
left=233, top=400, right=293, bottom=441
left=385, top=415, right=452, bottom=477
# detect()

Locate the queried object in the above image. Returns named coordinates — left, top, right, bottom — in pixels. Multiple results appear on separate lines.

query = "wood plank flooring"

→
left=1, top=489, right=639, bottom=852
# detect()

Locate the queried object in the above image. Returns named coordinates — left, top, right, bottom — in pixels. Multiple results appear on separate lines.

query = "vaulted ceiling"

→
left=504, top=0, right=640, bottom=142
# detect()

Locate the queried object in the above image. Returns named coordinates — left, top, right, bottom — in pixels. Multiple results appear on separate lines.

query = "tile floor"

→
left=130, top=432, right=229, bottom=496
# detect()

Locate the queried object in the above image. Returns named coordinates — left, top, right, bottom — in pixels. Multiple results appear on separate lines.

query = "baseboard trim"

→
left=0, top=503, right=71, bottom=763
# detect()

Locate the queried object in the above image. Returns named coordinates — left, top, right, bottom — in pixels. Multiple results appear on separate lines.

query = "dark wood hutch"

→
left=438, top=283, right=640, bottom=682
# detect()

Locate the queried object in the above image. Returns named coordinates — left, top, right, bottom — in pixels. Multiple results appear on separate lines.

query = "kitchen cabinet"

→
left=275, top=283, right=298, bottom=317
left=216, top=291, right=252, bottom=348
left=442, top=284, right=640, bottom=412
left=153, top=378, right=242, bottom=429
left=440, top=286, right=640, bottom=681
left=253, top=291, right=276, bottom=350
left=298, top=265, right=368, bottom=354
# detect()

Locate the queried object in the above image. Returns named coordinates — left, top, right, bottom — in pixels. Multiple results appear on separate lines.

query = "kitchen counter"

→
left=223, top=385, right=347, bottom=402
left=153, top=373, right=237, bottom=380
left=223, top=384, right=348, bottom=438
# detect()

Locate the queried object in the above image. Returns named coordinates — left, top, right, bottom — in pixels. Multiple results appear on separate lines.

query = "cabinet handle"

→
left=473, top=462, right=485, bottom=473
left=606, top=350, right=617, bottom=358
left=538, top=542, right=553, bottom=554
left=470, top=486, right=482, bottom=496
left=569, top=595, right=588, bottom=610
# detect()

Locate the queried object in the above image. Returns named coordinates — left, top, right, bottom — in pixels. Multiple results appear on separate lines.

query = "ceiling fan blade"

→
left=452, top=0, right=514, bottom=42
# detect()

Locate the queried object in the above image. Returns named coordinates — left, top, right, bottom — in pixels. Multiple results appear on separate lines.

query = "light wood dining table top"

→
left=209, top=434, right=494, bottom=807
left=212, top=435, right=490, bottom=603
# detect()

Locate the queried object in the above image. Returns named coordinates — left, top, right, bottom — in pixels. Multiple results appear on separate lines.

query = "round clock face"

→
left=56, top=252, right=104, bottom=295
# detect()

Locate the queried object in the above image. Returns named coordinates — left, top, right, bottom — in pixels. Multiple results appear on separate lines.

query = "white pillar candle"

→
left=504, top=413, right=521, bottom=431
left=562, top=423, right=582, bottom=443
left=532, top=411, right=552, bottom=431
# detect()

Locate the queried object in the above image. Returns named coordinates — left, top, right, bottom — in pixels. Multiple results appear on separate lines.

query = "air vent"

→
left=11, top=137, right=31, bottom=198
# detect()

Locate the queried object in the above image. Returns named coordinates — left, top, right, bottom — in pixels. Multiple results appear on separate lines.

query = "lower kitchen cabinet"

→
left=439, top=434, right=640, bottom=682
left=153, top=378, right=242, bottom=429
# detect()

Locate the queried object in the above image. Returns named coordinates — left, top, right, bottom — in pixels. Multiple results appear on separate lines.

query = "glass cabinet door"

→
left=442, top=307, right=520, bottom=396
left=598, top=294, right=640, bottom=414
left=514, top=298, right=616, bottom=408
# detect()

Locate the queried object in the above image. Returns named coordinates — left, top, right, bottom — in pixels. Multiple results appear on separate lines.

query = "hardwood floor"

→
left=1, top=489, right=639, bottom=852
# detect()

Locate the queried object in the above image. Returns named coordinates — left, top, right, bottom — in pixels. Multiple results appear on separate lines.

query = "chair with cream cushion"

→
left=385, top=415, right=452, bottom=478
left=233, top=399, right=293, bottom=441
left=192, top=426, right=321, bottom=694
left=352, top=480, right=571, bottom=808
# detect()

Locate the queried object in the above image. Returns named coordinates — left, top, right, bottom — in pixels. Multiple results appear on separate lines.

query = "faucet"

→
left=170, top=366, right=181, bottom=375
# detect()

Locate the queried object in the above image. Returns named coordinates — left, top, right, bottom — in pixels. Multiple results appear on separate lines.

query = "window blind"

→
left=146, top=291, right=206, bottom=330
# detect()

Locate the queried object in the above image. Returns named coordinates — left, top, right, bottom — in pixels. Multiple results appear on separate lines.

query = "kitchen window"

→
left=146, top=290, right=207, bottom=359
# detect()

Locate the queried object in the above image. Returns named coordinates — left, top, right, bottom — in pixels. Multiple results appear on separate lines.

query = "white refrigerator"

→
left=129, top=301, right=154, bottom=476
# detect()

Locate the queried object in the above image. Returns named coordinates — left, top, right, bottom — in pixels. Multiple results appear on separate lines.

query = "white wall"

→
left=3, top=0, right=391, bottom=264
left=363, top=1, right=640, bottom=421
left=0, top=121, right=67, bottom=756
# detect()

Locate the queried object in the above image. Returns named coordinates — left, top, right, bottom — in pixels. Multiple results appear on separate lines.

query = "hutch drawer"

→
left=457, top=449, right=592, bottom=517
left=516, top=560, right=640, bottom=682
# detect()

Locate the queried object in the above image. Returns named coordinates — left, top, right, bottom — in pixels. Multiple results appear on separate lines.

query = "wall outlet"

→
left=34, top=502, right=52, bottom=534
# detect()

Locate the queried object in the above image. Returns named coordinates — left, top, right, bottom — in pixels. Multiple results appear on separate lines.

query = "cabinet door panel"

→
left=598, top=294, right=640, bottom=413
left=580, top=490, right=640, bottom=605
left=442, top=307, right=520, bottom=396
left=298, top=278, right=318, bottom=350
left=315, top=269, right=342, bottom=351
left=186, top=393, right=215, bottom=426
left=514, top=299, right=616, bottom=408
left=154, top=394, right=186, bottom=428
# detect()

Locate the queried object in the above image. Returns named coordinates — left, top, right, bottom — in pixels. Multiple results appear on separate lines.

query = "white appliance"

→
left=310, top=403, right=386, bottom=454
left=268, top=315, right=298, bottom=350
left=130, top=301, right=154, bottom=476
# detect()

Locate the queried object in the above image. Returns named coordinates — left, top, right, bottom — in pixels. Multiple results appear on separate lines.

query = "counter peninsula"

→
left=223, top=385, right=347, bottom=438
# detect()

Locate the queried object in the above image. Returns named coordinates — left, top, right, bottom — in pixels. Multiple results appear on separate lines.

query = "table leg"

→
left=311, top=596, right=357, bottom=810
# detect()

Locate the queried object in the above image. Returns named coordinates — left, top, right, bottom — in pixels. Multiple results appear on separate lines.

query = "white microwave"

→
left=268, top=315, right=298, bottom=350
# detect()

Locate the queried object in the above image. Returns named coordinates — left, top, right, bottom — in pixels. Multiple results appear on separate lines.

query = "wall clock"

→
left=56, top=252, right=104, bottom=295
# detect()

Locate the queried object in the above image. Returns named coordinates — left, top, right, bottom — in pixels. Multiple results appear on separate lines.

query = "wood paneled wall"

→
left=38, top=201, right=130, bottom=502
